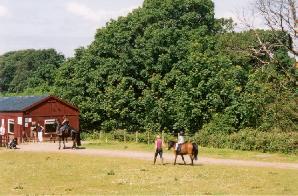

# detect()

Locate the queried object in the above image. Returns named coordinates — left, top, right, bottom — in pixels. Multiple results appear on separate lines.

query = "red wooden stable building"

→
left=0, top=95, right=79, bottom=146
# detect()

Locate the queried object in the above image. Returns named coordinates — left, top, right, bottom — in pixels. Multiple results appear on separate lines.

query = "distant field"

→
left=84, top=141, right=298, bottom=163
left=0, top=151, right=297, bottom=195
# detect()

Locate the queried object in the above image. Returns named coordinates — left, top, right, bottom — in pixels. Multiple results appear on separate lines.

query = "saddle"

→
left=177, top=143, right=184, bottom=153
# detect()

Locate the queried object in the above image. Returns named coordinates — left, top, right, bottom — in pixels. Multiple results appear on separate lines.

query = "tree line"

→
left=0, top=0, right=297, bottom=143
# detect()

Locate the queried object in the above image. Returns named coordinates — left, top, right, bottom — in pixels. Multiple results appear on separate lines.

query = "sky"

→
left=0, top=0, right=257, bottom=57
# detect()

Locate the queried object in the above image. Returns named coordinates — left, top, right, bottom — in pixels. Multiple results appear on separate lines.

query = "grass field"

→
left=85, top=140, right=298, bottom=163
left=0, top=151, right=297, bottom=195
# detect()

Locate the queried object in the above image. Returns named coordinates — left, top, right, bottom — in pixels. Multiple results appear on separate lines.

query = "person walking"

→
left=30, top=122, right=37, bottom=143
left=37, top=123, right=44, bottom=143
left=154, top=135, right=164, bottom=165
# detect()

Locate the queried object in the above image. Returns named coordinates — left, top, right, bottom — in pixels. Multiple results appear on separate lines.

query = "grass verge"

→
left=0, top=151, right=297, bottom=195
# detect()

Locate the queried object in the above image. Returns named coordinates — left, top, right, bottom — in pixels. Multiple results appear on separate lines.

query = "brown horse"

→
left=168, top=141, right=198, bottom=165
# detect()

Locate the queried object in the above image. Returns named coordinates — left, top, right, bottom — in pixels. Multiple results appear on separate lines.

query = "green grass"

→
left=0, top=151, right=297, bottom=195
left=84, top=140, right=298, bottom=163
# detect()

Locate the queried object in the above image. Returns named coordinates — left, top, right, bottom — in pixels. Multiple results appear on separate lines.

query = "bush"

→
left=81, top=128, right=297, bottom=154
left=194, top=128, right=298, bottom=154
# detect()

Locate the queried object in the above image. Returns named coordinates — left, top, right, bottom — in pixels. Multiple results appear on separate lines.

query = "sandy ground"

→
left=9, top=142, right=298, bottom=170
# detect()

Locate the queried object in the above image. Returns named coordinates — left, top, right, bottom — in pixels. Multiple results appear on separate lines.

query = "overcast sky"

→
left=0, top=0, right=256, bottom=57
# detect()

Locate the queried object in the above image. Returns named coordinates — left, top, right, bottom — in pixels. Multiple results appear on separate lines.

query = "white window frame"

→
left=8, top=119, right=15, bottom=134
left=44, top=119, right=56, bottom=134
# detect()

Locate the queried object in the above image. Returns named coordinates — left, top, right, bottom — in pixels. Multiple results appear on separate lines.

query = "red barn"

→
left=0, top=95, right=79, bottom=145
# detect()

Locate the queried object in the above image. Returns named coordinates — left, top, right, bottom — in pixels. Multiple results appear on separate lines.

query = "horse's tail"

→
left=192, top=143, right=198, bottom=160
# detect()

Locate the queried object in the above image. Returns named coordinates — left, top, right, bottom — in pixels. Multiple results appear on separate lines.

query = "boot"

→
left=154, top=157, right=157, bottom=165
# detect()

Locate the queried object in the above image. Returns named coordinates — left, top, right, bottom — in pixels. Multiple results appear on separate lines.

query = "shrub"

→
left=82, top=128, right=297, bottom=154
left=194, top=128, right=298, bottom=154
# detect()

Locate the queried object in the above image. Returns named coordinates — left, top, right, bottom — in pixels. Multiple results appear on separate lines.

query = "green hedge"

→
left=194, top=128, right=298, bottom=154
left=81, top=128, right=297, bottom=154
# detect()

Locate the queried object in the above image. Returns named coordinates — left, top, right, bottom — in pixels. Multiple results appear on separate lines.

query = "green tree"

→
left=0, top=49, right=64, bottom=93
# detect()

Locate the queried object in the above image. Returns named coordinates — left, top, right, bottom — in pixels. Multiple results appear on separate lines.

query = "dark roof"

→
left=0, top=95, right=48, bottom=112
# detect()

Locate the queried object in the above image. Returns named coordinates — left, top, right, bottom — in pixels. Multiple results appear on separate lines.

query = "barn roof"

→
left=0, top=95, right=48, bottom=112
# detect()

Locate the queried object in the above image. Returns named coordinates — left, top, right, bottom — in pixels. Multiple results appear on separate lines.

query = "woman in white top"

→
left=176, top=131, right=185, bottom=151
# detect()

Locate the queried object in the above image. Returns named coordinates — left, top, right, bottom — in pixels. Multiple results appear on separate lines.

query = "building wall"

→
left=23, top=97, right=80, bottom=138
left=0, top=112, right=24, bottom=143
left=0, top=97, right=79, bottom=143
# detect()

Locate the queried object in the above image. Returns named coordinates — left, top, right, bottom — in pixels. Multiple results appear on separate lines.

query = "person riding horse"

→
left=176, top=131, right=185, bottom=153
left=168, top=131, right=198, bottom=165
left=61, top=116, right=70, bottom=132
left=56, top=116, right=81, bottom=150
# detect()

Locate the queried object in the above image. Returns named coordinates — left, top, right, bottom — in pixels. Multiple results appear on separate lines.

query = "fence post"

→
left=136, top=131, right=138, bottom=143
left=100, top=130, right=102, bottom=141
left=162, top=130, right=164, bottom=142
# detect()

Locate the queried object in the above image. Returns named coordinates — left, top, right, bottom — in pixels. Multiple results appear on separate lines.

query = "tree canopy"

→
left=54, top=0, right=296, bottom=133
left=0, top=49, right=64, bottom=94
left=1, top=0, right=296, bottom=135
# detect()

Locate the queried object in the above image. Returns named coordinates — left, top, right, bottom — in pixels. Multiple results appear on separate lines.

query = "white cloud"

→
left=65, top=2, right=138, bottom=23
left=0, top=5, right=9, bottom=17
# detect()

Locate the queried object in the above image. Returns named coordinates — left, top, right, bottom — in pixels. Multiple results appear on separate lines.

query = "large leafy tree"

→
left=0, top=49, right=65, bottom=93
left=56, top=0, right=218, bottom=131
left=55, top=0, right=296, bottom=133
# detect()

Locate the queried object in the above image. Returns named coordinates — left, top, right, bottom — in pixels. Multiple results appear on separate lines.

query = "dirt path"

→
left=13, top=142, right=298, bottom=170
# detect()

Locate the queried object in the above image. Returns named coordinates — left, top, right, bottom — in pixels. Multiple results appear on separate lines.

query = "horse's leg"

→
left=63, top=136, right=66, bottom=149
left=174, top=154, right=178, bottom=165
left=181, top=155, right=186, bottom=165
left=190, top=155, right=194, bottom=166
left=72, top=137, right=76, bottom=149
left=73, top=133, right=79, bottom=149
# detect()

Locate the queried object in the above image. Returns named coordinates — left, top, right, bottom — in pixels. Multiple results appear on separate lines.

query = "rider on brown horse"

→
left=176, top=131, right=185, bottom=153
left=168, top=131, right=198, bottom=165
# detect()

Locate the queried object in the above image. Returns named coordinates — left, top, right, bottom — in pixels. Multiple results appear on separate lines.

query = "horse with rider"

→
left=56, top=116, right=81, bottom=150
left=167, top=131, right=198, bottom=165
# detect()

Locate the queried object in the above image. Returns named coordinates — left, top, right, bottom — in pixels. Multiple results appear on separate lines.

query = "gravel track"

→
left=12, top=142, right=298, bottom=170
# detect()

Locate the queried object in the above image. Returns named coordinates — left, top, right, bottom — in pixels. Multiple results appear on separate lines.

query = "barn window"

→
left=44, top=119, right=57, bottom=133
left=8, top=119, right=14, bottom=134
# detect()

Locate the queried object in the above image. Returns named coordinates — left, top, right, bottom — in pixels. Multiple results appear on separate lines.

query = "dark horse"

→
left=58, top=125, right=81, bottom=150
left=168, top=141, right=198, bottom=165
